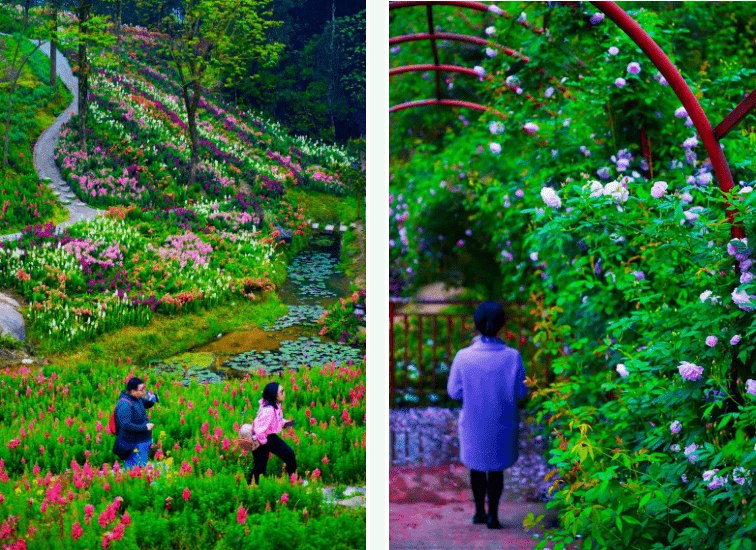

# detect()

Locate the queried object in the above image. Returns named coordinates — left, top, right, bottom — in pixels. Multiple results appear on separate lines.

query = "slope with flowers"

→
left=0, top=16, right=359, bottom=353
left=55, top=25, right=353, bottom=208
left=0, top=9, right=365, bottom=549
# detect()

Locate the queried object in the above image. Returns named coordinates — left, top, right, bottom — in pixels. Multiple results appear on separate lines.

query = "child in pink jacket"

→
left=247, top=382, right=297, bottom=485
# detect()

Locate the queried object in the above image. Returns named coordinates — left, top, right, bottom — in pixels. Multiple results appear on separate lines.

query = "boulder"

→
left=275, top=225, right=293, bottom=244
left=0, top=293, right=24, bottom=342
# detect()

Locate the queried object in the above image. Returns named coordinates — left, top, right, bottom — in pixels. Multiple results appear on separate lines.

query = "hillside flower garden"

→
left=391, top=2, right=756, bottom=549
left=0, top=3, right=366, bottom=548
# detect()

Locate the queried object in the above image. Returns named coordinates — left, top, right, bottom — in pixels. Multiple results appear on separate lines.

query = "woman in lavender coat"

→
left=447, top=301, right=529, bottom=529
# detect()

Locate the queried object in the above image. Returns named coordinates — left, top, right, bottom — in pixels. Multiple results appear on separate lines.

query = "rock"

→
left=275, top=225, right=293, bottom=244
left=0, top=293, right=25, bottom=342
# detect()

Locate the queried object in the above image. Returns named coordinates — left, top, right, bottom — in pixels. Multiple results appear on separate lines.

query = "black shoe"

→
left=472, top=513, right=487, bottom=525
left=487, top=516, right=503, bottom=529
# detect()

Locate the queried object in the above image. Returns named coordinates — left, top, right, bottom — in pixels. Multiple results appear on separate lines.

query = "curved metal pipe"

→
left=389, top=98, right=503, bottom=116
left=389, top=1, right=544, bottom=34
left=389, top=64, right=480, bottom=78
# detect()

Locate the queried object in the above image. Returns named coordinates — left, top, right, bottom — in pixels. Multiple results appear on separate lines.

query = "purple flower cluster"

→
left=728, top=238, right=755, bottom=310
left=678, top=361, right=704, bottom=381
left=150, top=207, right=209, bottom=233
left=18, top=223, right=73, bottom=251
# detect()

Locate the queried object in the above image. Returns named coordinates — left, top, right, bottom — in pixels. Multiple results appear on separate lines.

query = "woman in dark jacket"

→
left=114, top=377, right=158, bottom=469
left=447, top=301, right=529, bottom=529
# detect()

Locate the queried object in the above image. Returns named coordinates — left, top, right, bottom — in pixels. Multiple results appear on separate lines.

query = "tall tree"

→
left=0, top=11, right=44, bottom=166
left=56, top=0, right=114, bottom=154
left=155, top=0, right=283, bottom=188
left=77, top=0, right=91, bottom=153
left=327, top=0, right=335, bottom=138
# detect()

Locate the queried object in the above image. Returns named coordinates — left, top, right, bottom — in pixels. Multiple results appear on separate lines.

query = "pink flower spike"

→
left=236, top=504, right=247, bottom=524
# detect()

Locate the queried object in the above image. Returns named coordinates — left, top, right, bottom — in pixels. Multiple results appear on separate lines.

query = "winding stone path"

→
left=0, top=37, right=101, bottom=243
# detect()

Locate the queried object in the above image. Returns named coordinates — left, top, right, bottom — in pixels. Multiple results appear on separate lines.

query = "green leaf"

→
left=639, top=492, right=653, bottom=509
left=616, top=515, right=623, bottom=533
left=717, top=414, right=733, bottom=430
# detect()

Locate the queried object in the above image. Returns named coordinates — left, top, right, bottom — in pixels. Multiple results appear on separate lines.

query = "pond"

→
left=150, top=231, right=362, bottom=385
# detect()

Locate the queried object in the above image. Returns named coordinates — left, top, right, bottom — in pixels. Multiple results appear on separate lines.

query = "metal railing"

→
left=389, top=298, right=531, bottom=407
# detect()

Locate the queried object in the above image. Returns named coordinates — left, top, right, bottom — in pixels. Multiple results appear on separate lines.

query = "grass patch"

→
left=37, top=293, right=288, bottom=369
left=287, top=188, right=358, bottom=224
left=339, top=229, right=361, bottom=286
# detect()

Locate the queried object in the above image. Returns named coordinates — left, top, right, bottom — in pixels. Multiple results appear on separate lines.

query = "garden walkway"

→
left=390, top=465, right=560, bottom=549
left=389, top=409, right=570, bottom=548
left=0, top=36, right=101, bottom=243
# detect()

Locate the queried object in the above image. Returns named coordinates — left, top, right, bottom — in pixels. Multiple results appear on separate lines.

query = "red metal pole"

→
left=714, top=88, right=756, bottom=140
left=388, top=1, right=545, bottom=35
left=390, top=32, right=530, bottom=63
left=390, top=63, right=480, bottom=77
left=592, top=1, right=745, bottom=240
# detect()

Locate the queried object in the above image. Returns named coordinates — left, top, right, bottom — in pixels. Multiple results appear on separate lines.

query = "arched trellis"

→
left=389, top=0, right=753, bottom=241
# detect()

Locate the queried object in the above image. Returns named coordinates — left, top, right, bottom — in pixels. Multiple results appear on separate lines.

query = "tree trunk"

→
left=186, top=84, right=202, bottom=189
left=77, top=0, right=91, bottom=155
left=23, top=0, right=29, bottom=29
left=115, top=0, right=122, bottom=69
left=327, top=0, right=336, bottom=140
left=4, top=84, right=15, bottom=168
left=188, top=106, right=199, bottom=188
left=50, top=0, right=57, bottom=91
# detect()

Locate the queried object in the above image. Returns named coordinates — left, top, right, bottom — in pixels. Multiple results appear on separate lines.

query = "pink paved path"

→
left=389, top=465, right=561, bottom=550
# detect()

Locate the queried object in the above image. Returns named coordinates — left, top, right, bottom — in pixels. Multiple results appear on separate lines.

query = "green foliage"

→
left=390, top=2, right=756, bottom=299
left=316, top=290, right=365, bottom=348
left=391, top=2, right=756, bottom=547
left=0, top=330, right=23, bottom=349
left=524, top=180, right=756, bottom=550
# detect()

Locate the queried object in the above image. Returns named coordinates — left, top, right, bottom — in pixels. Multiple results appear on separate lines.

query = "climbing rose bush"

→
left=524, top=176, right=756, bottom=549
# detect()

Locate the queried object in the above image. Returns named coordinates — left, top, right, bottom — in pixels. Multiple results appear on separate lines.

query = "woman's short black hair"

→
left=261, top=382, right=280, bottom=408
left=473, top=300, right=506, bottom=337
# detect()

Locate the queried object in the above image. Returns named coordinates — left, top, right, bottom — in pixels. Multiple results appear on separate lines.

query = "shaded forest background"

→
left=18, top=0, right=366, bottom=143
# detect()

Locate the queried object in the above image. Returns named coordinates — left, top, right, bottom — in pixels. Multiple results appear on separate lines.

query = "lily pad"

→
left=219, top=336, right=362, bottom=375
left=286, top=251, right=340, bottom=299
left=262, top=305, right=325, bottom=331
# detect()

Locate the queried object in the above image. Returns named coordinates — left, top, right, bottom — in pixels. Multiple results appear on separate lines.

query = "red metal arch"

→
left=389, top=0, right=753, bottom=240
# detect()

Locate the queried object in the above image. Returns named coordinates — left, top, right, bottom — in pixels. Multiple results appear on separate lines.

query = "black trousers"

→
left=470, top=469, right=504, bottom=519
left=247, top=433, right=297, bottom=485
